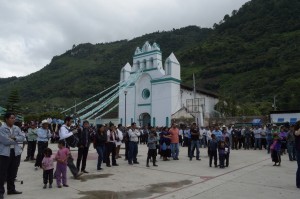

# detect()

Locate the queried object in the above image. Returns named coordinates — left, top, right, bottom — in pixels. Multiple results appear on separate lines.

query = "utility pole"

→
left=74, top=99, right=77, bottom=114
left=124, top=91, right=128, bottom=126
left=193, top=73, right=201, bottom=126
left=272, top=95, right=277, bottom=111
left=193, top=73, right=196, bottom=100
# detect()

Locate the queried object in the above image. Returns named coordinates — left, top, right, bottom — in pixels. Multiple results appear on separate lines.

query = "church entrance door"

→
left=139, top=113, right=151, bottom=127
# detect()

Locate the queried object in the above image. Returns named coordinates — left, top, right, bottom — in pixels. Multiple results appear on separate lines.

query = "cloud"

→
left=0, top=0, right=249, bottom=78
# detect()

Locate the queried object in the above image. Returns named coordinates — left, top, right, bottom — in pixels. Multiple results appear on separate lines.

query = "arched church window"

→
left=149, top=57, right=154, bottom=68
left=136, top=61, right=140, bottom=70
left=166, top=117, right=169, bottom=127
left=122, top=69, right=125, bottom=80
left=166, top=60, right=171, bottom=75
left=142, top=88, right=150, bottom=99
left=143, top=59, right=147, bottom=69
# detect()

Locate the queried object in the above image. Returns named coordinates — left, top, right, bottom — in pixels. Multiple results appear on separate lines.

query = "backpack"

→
left=62, top=126, right=79, bottom=148
left=65, top=134, right=79, bottom=148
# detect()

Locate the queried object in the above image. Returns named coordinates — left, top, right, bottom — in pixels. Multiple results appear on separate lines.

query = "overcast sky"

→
left=0, top=0, right=249, bottom=78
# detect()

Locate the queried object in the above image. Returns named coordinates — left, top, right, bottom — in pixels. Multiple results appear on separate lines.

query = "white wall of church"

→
left=152, top=83, right=173, bottom=127
left=171, top=83, right=182, bottom=114
left=136, top=74, right=152, bottom=105
left=119, top=85, right=136, bottom=126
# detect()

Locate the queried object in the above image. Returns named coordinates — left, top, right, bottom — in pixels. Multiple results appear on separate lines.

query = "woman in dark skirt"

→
left=279, top=126, right=287, bottom=155
left=271, top=133, right=281, bottom=166
left=159, top=127, right=171, bottom=161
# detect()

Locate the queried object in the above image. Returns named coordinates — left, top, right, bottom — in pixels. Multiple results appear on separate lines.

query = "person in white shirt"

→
left=228, top=126, right=233, bottom=147
left=179, top=127, right=184, bottom=146
left=200, top=127, right=207, bottom=148
left=206, top=127, right=212, bottom=142
left=254, top=126, right=262, bottom=150
left=115, top=124, right=124, bottom=159
left=58, top=116, right=82, bottom=178
left=35, top=120, right=52, bottom=169
left=106, top=123, right=119, bottom=167
left=127, top=123, right=141, bottom=165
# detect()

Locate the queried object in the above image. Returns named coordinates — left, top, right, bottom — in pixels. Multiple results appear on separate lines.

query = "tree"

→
left=223, top=14, right=230, bottom=22
left=5, top=89, right=21, bottom=114
left=232, top=10, right=238, bottom=16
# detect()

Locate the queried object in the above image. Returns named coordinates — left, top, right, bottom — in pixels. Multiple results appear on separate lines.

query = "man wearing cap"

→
left=0, top=113, right=25, bottom=198
left=35, top=120, right=52, bottom=169
left=128, top=123, right=141, bottom=165
left=221, top=125, right=229, bottom=141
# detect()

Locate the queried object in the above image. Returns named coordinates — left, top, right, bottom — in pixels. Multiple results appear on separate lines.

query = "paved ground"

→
left=7, top=144, right=299, bottom=199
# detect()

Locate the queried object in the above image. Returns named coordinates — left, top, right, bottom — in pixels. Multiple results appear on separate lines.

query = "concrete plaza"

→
left=9, top=144, right=299, bottom=199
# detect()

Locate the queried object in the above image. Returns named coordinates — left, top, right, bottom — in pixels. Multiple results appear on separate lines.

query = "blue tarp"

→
left=252, top=119, right=261, bottom=126
left=51, top=119, right=64, bottom=124
left=277, top=118, right=284, bottom=122
left=290, top=118, right=297, bottom=124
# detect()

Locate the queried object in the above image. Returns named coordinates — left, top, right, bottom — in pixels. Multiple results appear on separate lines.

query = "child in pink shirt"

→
left=42, top=148, right=54, bottom=189
left=55, top=140, right=70, bottom=188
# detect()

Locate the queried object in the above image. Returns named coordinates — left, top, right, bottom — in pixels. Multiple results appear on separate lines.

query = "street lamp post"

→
left=124, top=91, right=128, bottom=126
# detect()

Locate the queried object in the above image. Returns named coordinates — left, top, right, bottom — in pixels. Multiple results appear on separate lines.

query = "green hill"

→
left=180, top=0, right=300, bottom=114
left=0, top=0, right=299, bottom=116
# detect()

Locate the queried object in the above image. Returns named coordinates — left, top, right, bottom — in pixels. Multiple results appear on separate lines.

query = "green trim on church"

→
left=151, top=77, right=181, bottom=84
left=138, top=103, right=151, bottom=107
left=130, top=67, right=157, bottom=74
left=133, top=50, right=161, bottom=58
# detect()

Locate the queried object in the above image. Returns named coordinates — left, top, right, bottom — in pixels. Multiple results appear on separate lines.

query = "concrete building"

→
left=270, top=110, right=300, bottom=124
left=118, top=41, right=218, bottom=127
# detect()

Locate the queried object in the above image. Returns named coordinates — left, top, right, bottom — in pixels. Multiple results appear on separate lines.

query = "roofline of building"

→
left=270, top=110, right=300, bottom=114
left=180, top=84, right=218, bottom=98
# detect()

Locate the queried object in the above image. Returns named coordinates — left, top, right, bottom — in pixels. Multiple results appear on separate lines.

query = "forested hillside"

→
left=180, top=0, right=300, bottom=114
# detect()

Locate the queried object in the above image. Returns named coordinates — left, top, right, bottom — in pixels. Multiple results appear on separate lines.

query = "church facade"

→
left=118, top=41, right=218, bottom=127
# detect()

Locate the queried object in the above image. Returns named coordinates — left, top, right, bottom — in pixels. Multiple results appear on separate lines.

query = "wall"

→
left=118, top=84, right=136, bottom=127
left=180, top=89, right=218, bottom=117
left=151, top=82, right=172, bottom=127
left=270, top=113, right=300, bottom=123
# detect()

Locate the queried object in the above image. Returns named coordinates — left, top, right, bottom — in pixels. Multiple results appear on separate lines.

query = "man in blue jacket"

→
left=0, top=113, right=25, bottom=199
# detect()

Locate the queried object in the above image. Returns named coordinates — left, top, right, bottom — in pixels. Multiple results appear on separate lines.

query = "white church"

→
left=118, top=41, right=218, bottom=127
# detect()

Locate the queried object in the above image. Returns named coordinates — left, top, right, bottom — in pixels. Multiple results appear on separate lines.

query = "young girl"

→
left=42, top=148, right=54, bottom=189
left=55, top=140, right=70, bottom=188
left=271, top=133, right=281, bottom=166
left=279, top=126, right=287, bottom=155
left=208, top=134, right=218, bottom=168
left=218, top=141, right=226, bottom=168
left=146, top=131, right=158, bottom=167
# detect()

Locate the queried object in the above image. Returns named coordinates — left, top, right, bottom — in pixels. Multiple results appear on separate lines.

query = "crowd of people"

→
left=0, top=113, right=300, bottom=199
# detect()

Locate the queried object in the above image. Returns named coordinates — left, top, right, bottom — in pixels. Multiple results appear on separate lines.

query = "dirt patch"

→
left=78, top=180, right=192, bottom=199
left=79, top=174, right=114, bottom=182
